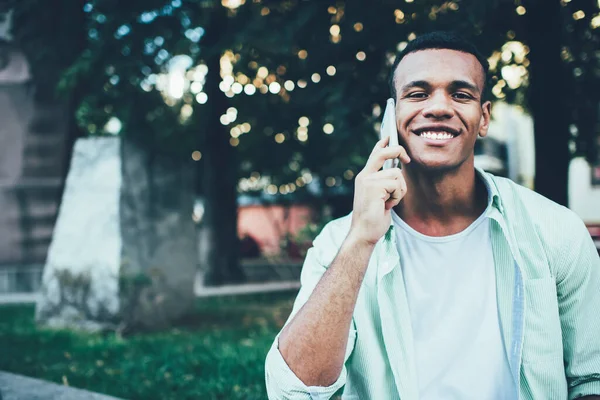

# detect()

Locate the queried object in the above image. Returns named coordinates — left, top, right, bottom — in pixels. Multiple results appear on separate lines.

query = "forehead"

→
left=393, top=49, right=485, bottom=91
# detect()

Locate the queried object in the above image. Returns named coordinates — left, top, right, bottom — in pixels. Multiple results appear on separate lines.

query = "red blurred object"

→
left=587, top=224, right=600, bottom=255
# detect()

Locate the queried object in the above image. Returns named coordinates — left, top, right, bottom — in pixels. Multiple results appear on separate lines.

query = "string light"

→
left=190, top=81, right=203, bottom=93
left=275, top=133, right=285, bottom=143
left=223, top=75, right=234, bottom=86
left=297, top=80, right=307, bottom=88
left=180, top=104, right=193, bottom=119
left=354, top=22, right=363, bottom=32
left=230, top=137, right=239, bottom=146
left=356, top=51, right=366, bottom=61
left=299, top=116, right=310, bottom=127
left=573, top=10, right=585, bottom=20
left=191, top=151, right=202, bottom=161
left=298, top=50, right=308, bottom=59
left=244, top=84, right=256, bottom=95
left=222, top=0, right=245, bottom=9
left=516, top=6, right=526, bottom=15
left=196, top=92, right=208, bottom=104
left=394, top=9, right=405, bottom=24
left=257, top=67, right=268, bottom=79
left=219, top=81, right=230, bottom=92
left=237, top=74, right=249, bottom=84
left=311, top=73, right=321, bottom=83
left=330, top=25, right=341, bottom=36
left=297, top=129, right=308, bottom=142
left=267, top=184, right=277, bottom=195
left=231, top=82, right=243, bottom=94
left=326, top=66, right=337, bottom=76
left=284, top=80, right=295, bottom=91
left=344, top=170, right=354, bottom=180
left=302, top=172, right=313, bottom=184
left=323, top=123, right=334, bottom=134
left=269, top=82, right=281, bottom=93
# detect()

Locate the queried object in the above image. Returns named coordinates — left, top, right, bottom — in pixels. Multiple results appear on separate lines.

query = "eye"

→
left=406, top=92, right=428, bottom=99
left=453, top=92, right=474, bottom=100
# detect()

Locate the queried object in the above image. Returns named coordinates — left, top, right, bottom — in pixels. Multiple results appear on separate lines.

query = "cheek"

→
left=396, top=107, right=419, bottom=132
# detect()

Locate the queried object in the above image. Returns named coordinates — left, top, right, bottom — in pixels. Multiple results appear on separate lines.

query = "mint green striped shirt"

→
left=265, top=169, right=600, bottom=400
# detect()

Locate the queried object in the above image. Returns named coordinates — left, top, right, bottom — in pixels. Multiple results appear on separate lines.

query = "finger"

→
left=395, top=145, right=411, bottom=164
left=371, top=168, right=404, bottom=180
left=369, top=137, right=390, bottom=157
left=364, top=145, right=410, bottom=173
left=384, top=182, right=406, bottom=210
left=375, top=179, right=406, bottom=201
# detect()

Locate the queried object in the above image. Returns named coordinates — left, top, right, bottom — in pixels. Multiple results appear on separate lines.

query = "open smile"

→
left=412, top=127, right=460, bottom=144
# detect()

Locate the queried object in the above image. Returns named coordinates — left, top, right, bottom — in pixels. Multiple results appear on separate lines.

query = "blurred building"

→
left=0, top=20, right=70, bottom=294
left=475, top=102, right=536, bottom=189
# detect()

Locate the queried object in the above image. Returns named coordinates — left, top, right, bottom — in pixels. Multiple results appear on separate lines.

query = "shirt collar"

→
left=387, top=167, right=505, bottom=232
left=476, top=167, right=505, bottom=215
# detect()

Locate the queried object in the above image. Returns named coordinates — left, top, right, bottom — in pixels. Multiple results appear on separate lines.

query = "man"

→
left=265, top=31, right=600, bottom=400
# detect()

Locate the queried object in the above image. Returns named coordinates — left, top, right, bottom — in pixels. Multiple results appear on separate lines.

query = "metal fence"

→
left=0, top=264, right=43, bottom=294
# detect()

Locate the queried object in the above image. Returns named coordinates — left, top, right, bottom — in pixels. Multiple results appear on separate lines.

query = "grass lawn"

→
left=0, top=291, right=297, bottom=400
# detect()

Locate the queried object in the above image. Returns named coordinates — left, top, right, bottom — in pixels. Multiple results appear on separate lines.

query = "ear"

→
left=478, top=101, right=492, bottom=138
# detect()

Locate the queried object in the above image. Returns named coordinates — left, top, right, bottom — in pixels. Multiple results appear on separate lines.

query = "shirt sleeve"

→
left=556, top=219, right=600, bottom=400
left=265, top=226, right=357, bottom=400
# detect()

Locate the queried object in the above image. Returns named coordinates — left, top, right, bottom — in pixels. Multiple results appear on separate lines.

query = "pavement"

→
left=0, top=371, right=122, bottom=400
left=0, top=280, right=301, bottom=305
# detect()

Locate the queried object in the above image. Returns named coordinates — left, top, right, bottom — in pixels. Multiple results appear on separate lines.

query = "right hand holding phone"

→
left=349, top=136, right=410, bottom=246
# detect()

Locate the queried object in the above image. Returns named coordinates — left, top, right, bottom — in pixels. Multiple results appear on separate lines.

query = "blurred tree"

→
left=470, top=0, right=599, bottom=206
left=7, top=0, right=599, bottom=296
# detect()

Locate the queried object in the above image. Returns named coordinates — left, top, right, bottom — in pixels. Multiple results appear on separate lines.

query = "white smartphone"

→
left=380, top=98, right=400, bottom=170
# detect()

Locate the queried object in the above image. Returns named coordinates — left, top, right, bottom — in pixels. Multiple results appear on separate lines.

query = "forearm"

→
left=278, top=233, right=374, bottom=387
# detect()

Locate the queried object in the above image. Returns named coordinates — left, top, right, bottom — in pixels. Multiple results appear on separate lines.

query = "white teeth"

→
left=419, top=131, right=454, bottom=140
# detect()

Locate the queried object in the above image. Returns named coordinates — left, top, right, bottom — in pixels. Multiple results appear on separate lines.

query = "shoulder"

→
left=487, top=173, right=591, bottom=274
left=489, top=173, right=583, bottom=230
left=311, top=213, right=353, bottom=266
left=314, top=213, right=353, bottom=248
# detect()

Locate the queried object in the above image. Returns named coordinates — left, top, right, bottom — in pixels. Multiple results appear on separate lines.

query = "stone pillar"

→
left=36, top=137, right=197, bottom=332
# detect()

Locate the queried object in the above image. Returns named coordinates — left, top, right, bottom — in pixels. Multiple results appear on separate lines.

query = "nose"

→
left=422, top=92, right=454, bottom=119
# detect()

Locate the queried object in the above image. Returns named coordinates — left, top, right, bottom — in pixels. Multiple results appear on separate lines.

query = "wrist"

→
left=345, top=229, right=378, bottom=251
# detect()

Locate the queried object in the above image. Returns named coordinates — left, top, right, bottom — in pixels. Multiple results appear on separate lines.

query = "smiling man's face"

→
left=392, top=49, right=491, bottom=172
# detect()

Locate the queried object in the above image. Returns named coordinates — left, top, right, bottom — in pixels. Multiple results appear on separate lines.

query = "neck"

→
left=395, top=161, right=488, bottom=236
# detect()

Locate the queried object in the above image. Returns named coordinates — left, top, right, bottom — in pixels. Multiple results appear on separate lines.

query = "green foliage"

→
left=8, top=0, right=598, bottom=193
left=0, top=292, right=297, bottom=400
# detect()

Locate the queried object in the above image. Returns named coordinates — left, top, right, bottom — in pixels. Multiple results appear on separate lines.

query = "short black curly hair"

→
left=388, top=31, right=489, bottom=103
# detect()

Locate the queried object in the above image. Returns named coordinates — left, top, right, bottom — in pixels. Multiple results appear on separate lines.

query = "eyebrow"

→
left=400, top=79, right=480, bottom=95
left=448, top=80, right=480, bottom=94
left=400, top=80, right=431, bottom=93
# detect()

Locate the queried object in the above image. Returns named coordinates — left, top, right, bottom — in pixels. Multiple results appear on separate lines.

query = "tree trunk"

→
left=119, top=138, right=198, bottom=332
left=523, top=0, right=571, bottom=206
left=200, top=7, right=245, bottom=286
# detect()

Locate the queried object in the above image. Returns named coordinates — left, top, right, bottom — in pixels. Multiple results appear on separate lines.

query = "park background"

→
left=0, top=0, right=599, bottom=399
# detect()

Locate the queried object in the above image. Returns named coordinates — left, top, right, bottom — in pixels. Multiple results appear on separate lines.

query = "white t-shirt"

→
left=391, top=209, right=515, bottom=400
